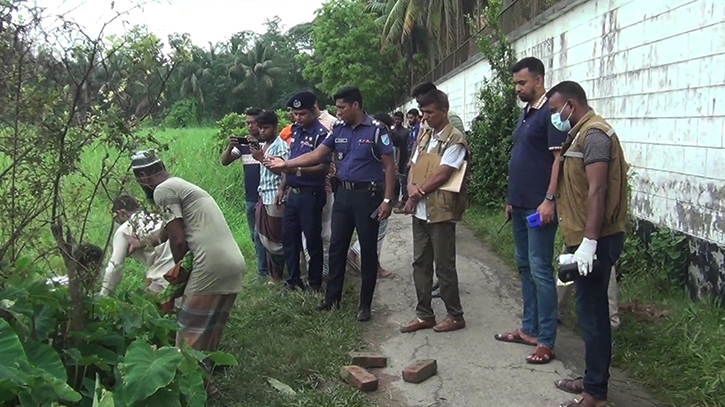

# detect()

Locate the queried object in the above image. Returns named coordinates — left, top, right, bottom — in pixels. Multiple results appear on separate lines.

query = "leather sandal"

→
left=494, top=329, right=538, bottom=346
left=433, top=316, right=466, bottom=332
left=526, top=344, right=555, bottom=364
left=400, top=318, right=436, bottom=333
left=555, top=377, right=584, bottom=394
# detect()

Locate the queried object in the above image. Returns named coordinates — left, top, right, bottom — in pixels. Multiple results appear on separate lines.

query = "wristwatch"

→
left=545, top=193, right=555, bottom=201
left=295, top=167, right=302, bottom=177
left=383, top=198, right=391, bottom=204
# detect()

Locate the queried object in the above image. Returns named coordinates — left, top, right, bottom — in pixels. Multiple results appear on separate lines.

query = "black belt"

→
left=339, top=181, right=381, bottom=190
left=289, top=186, right=322, bottom=194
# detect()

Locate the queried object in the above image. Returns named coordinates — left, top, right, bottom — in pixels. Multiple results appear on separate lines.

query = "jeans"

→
left=245, top=200, right=268, bottom=277
left=511, top=206, right=558, bottom=348
left=566, top=232, right=624, bottom=401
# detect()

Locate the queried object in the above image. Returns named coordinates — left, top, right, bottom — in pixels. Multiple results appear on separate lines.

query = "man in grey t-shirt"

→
left=130, top=150, right=244, bottom=353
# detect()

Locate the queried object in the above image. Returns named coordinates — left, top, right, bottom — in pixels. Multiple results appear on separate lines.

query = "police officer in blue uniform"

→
left=264, top=85, right=396, bottom=322
left=280, top=91, right=331, bottom=291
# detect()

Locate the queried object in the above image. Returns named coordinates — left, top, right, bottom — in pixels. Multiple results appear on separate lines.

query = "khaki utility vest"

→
left=557, top=111, right=629, bottom=246
left=415, top=123, right=470, bottom=223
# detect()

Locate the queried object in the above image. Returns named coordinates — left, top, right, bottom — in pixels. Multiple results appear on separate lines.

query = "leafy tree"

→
left=305, top=0, right=406, bottom=113
left=228, top=40, right=283, bottom=108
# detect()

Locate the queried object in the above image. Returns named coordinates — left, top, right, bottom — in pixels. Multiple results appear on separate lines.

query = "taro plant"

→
left=0, top=259, right=238, bottom=407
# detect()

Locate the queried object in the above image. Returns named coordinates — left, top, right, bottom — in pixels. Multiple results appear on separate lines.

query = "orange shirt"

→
left=279, top=125, right=293, bottom=146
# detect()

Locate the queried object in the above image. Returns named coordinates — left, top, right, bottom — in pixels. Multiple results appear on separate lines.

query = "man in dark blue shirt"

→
left=279, top=91, right=331, bottom=291
left=264, top=86, right=396, bottom=322
left=494, top=57, right=567, bottom=365
left=220, top=107, right=268, bottom=279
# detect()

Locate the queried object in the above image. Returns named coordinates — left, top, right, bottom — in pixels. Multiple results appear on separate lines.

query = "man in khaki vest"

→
left=400, top=89, right=469, bottom=333
left=547, top=81, right=628, bottom=407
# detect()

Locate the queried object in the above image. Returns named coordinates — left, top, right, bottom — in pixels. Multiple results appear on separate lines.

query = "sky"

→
left=35, top=0, right=326, bottom=46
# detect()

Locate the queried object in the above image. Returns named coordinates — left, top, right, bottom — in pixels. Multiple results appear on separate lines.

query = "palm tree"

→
left=177, top=43, right=217, bottom=108
left=368, top=0, right=482, bottom=68
left=228, top=41, right=283, bottom=108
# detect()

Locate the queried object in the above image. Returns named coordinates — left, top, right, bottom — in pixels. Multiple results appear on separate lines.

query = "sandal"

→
left=560, top=394, right=607, bottom=407
left=554, top=377, right=584, bottom=394
left=493, top=329, right=537, bottom=346
left=526, top=344, right=555, bottom=364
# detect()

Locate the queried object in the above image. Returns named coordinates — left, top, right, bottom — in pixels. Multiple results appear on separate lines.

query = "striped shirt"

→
left=258, top=136, right=290, bottom=205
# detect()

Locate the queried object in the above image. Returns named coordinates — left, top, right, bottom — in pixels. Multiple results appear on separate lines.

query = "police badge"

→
left=337, top=151, right=344, bottom=160
left=293, top=99, right=302, bottom=108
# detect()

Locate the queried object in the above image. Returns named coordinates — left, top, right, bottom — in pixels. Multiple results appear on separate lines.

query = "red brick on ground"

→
left=402, top=359, right=437, bottom=383
left=340, top=365, right=379, bottom=392
left=349, top=352, right=388, bottom=368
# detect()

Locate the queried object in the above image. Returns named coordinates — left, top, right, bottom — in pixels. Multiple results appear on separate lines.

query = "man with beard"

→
left=220, top=107, right=268, bottom=280
left=494, top=57, right=567, bottom=365
left=130, top=150, right=245, bottom=356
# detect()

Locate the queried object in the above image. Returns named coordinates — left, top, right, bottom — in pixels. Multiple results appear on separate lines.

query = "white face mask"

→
left=551, top=101, right=573, bottom=132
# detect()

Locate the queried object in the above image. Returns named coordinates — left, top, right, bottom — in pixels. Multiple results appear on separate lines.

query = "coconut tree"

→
left=228, top=41, right=283, bottom=108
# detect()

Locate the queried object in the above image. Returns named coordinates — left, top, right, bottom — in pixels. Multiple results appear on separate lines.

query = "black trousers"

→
left=283, top=188, right=326, bottom=289
left=324, top=187, right=383, bottom=308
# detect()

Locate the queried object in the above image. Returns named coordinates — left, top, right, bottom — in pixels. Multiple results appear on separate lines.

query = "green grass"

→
left=37, top=128, right=373, bottom=407
left=464, top=205, right=725, bottom=407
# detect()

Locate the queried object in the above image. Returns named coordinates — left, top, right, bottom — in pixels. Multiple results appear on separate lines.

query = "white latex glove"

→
left=573, top=238, right=598, bottom=276
left=558, top=253, right=575, bottom=266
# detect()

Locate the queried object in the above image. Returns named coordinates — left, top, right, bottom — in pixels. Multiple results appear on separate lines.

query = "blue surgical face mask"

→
left=551, top=102, right=573, bottom=132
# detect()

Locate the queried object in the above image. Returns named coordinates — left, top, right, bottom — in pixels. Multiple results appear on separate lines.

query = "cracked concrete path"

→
left=364, top=213, right=660, bottom=407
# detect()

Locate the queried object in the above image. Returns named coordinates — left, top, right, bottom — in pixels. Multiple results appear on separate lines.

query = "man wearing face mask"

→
left=494, top=57, right=567, bottom=365
left=547, top=81, right=628, bottom=407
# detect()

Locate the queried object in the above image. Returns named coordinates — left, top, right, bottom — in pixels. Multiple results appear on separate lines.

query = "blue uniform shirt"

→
left=408, top=121, right=420, bottom=152
left=322, top=114, right=393, bottom=183
left=287, top=119, right=331, bottom=188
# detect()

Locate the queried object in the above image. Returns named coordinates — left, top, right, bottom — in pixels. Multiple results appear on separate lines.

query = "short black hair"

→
left=333, top=85, right=363, bottom=108
left=411, top=82, right=437, bottom=98
left=546, top=80, right=588, bottom=106
left=407, top=108, right=420, bottom=116
left=112, top=195, right=140, bottom=212
left=255, top=110, right=279, bottom=127
left=373, top=112, right=394, bottom=129
left=511, top=57, right=545, bottom=77
left=393, top=111, right=404, bottom=119
left=417, top=89, right=449, bottom=111
left=245, top=107, right=262, bottom=116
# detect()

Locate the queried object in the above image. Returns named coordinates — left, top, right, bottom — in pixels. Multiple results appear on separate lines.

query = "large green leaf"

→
left=178, top=371, right=206, bottom=407
left=118, top=340, right=184, bottom=405
left=24, top=341, right=66, bottom=380
left=206, top=351, right=238, bottom=367
left=0, top=319, right=27, bottom=365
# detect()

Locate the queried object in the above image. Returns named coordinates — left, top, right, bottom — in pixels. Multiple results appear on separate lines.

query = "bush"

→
left=0, top=259, right=237, bottom=407
left=163, top=99, right=200, bottom=128
left=466, top=0, right=520, bottom=208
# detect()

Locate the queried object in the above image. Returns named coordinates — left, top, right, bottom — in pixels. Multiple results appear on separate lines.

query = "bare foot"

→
left=378, top=265, right=393, bottom=278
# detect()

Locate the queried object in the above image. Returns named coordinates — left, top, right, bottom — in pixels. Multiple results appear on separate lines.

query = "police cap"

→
left=286, top=91, right=317, bottom=110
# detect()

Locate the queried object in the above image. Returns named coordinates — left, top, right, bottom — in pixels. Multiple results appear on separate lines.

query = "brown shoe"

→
left=400, top=318, right=436, bottom=333
left=433, top=316, right=465, bottom=332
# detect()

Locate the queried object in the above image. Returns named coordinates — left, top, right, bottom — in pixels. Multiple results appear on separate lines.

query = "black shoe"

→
left=431, top=281, right=440, bottom=291
left=356, top=307, right=371, bottom=322
left=316, top=301, right=338, bottom=312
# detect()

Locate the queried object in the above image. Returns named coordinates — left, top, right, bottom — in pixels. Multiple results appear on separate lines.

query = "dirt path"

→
left=363, top=213, right=661, bottom=407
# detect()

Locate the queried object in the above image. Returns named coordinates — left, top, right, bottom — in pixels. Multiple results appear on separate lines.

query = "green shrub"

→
left=215, top=109, right=293, bottom=152
left=163, top=99, right=200, bottom=128
left=0, top=259, right=237, bottom=407
left=467, top=0, right=519, bottom=208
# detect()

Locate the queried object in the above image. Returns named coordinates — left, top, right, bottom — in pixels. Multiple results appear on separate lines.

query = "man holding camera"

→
left=220, top=107, right=268, bottom=280
left=547, top=80, right=628, bottom=407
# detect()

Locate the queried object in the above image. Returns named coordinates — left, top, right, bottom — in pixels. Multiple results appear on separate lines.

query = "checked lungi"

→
left=177, top=294, right=237, bottom=352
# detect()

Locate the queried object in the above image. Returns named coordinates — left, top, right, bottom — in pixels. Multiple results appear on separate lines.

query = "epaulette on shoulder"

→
left=333, top=120, right=344, bottom=127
